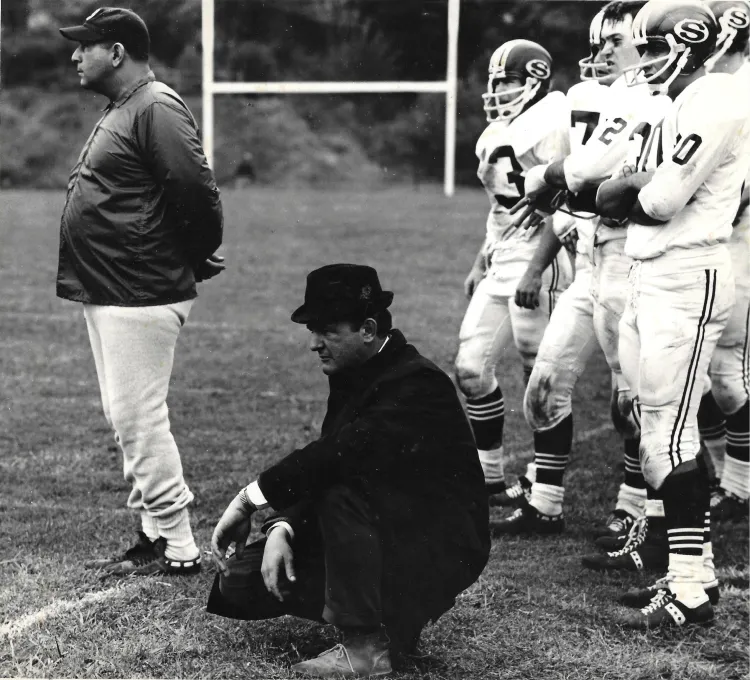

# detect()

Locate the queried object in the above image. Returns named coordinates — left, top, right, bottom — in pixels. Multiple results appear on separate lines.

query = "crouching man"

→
left=207, top=264, right=490, bottom=677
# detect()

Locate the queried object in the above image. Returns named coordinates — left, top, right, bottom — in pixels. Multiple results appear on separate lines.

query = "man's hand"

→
left=464, top=265, right=485, bottom=300
left=515, top=268, right=543, bottom=310
left=194, top=253, right=226, bottom=282
left=509, top=189, right=565, bottom=230
left=211, top=490, right=256, bottom=576
left=261, top=526, right=297, bottom=601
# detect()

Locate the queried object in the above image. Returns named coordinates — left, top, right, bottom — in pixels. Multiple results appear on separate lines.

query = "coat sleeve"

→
left=257, top=367, right=459, bottom=511
left=135, top=101, right=224, bottom=268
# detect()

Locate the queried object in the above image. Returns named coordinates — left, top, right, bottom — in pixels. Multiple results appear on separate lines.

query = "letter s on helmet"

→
left=625, top=0, right=718, bottom=94
left=704, top=0, right=750, bottom=71
left=482, top=39, right=553, bottom=122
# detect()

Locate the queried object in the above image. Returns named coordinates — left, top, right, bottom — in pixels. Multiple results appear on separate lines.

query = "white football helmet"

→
left=704, top=0, right=750, bottom=71
left=579, top=10, right=611, bottom=80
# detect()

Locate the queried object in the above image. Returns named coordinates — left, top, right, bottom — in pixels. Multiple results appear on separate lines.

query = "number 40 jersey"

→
left=475, top=90, right=570, bottom=292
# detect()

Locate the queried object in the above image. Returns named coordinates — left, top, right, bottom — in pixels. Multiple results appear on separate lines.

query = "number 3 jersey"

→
left=476, top=90, right=570, bottom=293
left=626, top=72, right=750, bottom=261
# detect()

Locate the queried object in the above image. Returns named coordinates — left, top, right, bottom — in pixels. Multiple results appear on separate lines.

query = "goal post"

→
left=201, top=0, right=461, bottom=196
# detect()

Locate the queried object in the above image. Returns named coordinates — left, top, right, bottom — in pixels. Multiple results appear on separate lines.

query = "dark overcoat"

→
left=257, top=329, right=490, bottom=630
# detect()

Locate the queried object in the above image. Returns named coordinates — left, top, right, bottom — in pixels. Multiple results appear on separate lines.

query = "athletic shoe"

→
left=595, top=533, right=630, bottom=552
left=592, top=509, right=637, bottom=540
left=582, top=517, right=667, bottom=572
left=488, top=475, right=532, bottom=507
left=100, top=535, right=201, bottom=576
left=710, top=489, right=749, bottom=522
left=84, top=531, right=156, bottom=570
left=490, top=502, right=564, bottom=535
left=620, top=591, right=714, bottom=629
left=620, top=576, right=720, bottom=608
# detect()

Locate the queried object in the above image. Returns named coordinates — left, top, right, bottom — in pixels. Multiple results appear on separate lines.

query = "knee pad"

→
left=523, top=361, right=574, bottom=431
left=455, top=353, right=495, bottom=399
left=709, top=348, right=747, bottom=415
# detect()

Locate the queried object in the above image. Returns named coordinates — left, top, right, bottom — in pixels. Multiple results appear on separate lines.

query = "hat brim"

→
left=60, top=25, right=104, bottom=42
left=291, top=292, right=394, bottom=325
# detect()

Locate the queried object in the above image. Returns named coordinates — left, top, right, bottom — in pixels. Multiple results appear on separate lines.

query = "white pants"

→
left=84, top=301, right=195, bottom=517
left=524, top=240, right=637, bottom=434
left=619, top=247, right=735, bottom=488
left=709, top=231, right=750, bottom=415
left=455, top=256, right=569, bottom=399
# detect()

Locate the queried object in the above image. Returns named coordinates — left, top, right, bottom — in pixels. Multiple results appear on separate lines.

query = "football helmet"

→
left=626, top=0, right=718, bottom=93
left=579, top=9, right=611, bottom=81
left=482, top=39, right=553, bottom=122
left=704, top=0, right=750, bottom=71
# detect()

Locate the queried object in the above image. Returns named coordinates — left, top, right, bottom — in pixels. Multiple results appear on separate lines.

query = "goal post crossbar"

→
left=201, top=0, right=460, bottom=196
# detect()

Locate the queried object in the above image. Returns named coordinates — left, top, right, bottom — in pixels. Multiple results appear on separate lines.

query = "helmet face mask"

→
left=579, top=10, right=610, bottom=81
left=482, top=39, right=552, bottom=122
left=625, top=0, right=719, bottom=94
left=580, top=13, right=640, bottom=85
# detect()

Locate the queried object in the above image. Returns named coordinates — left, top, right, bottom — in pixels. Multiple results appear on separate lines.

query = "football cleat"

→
left=620, top=576, right=720, bottom=608
left=592, top=509, right=637, bottom=540
left=93, top=534, right=201, bottom=576
left=621, top=591, right=714, bottom=629
left=490, top=502, right=564, bottom=536
left=489, top=475, right=532, bottom=507
left=582, top=517, right=667, bottom=572
left=710, top=489, right=749, bottom=522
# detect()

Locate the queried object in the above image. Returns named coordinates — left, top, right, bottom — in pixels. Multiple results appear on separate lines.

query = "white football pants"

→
left=455, top=256, right=569, bottom=399
left=619, top=246, right=735, bottom=489
left=84, top=301, right=195, bottom=518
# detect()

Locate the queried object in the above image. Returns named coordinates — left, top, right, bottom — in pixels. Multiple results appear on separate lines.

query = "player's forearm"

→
left=526, top=222, right=563, bottom=276
left=472, top=241, right=488, bottom=272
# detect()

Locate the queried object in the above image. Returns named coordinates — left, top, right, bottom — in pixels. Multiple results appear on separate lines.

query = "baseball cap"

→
left=60, top=7, right=150, bottom=58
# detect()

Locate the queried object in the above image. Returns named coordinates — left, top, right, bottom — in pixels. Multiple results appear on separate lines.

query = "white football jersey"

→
left=627, top=73, right=750, bottom=260
left=563, top=79, right=613, bottom=259
left=476, top=90, right=569, bottom=248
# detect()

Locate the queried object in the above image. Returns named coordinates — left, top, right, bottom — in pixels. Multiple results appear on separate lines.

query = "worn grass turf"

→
left=0, top=188, right=747, bottom=679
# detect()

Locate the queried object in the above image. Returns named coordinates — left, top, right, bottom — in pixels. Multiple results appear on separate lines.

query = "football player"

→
left=595, top=0, right=750, bottom=628
left=491, top=1, right=671, bottom=537
left=454, top=39, right=573, bottom=499
left=694, top=0, right=750, bottom=522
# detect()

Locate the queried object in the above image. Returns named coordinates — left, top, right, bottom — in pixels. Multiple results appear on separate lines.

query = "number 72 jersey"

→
left=476, top=90, right=569, bottom=246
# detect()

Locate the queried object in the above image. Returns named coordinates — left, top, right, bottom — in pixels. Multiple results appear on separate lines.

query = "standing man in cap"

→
left=58, top=7, right=224, bottom=575
left=207, top=264, right=490, bottom=677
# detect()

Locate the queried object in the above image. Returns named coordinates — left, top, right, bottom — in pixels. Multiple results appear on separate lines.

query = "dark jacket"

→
left=258, top=329, right=490, bottom=628
left=57, top=72, right=223, bottom=306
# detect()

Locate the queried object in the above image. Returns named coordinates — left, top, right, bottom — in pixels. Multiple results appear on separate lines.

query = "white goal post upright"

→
left=200, top=0, right=461, bottom=196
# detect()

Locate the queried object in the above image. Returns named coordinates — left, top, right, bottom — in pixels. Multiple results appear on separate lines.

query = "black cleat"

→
left=582, top=517, right=667, bottom=572
left=710, top=489, right=749, bottom=522
left=620, top=591, right=714, bottom=629
left=488, top=475, right=532, bottom=507
left=86, top=532, right=201, bottom=576
left=620, top=576, right=720, bottom=608
left=490, top=502, right=564, bottom=536
left=84, top=531, right=156, bottom=570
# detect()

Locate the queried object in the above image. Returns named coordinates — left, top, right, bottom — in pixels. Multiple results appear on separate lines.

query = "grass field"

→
left=0, top=187, right=747, bottom=680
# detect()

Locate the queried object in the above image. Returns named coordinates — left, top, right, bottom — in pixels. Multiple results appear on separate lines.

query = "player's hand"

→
left=211, top=491, right=256, bottom=576
left=510, top=189, right=564, bottom=230
left=261, top=526, right=296, bottom=602
left=464, top=265, right=485, bottom=300
left=617, top=164, right=638, bottom=179
left=515, top=269, right=543, bottom=309
left=195, top=253, right=226, bottom=282
left=523, top=163, right=550, bottom=198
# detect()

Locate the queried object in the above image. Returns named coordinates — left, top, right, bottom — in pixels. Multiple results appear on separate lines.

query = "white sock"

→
left=140, top=510, right=159, bottom=542
left=530, top=482, right=564, bottom=516
left=645, top=498, right=665, bottom=518
left=156, top=509, right=199, bottom=562
left=702, top=542, right=717, bottom=587
left=720, top=456, right=750, bottom=500
left=703, top=437, right=726, bottom=479
left=668, top=553, right=709, bottom=607
left=478, top=446, right=504, bottom=485
left=615, top=484, right=647, bottom=518
left=524, top=462, right=537, bottom=484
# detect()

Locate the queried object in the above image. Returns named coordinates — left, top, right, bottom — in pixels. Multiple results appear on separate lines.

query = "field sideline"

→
left=0, top=187, right=747, bottom=679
